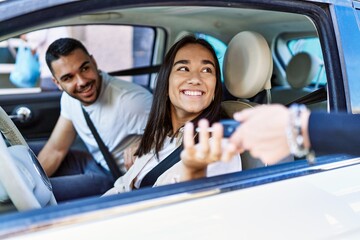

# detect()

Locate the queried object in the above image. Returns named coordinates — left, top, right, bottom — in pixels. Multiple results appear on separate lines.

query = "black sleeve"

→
left=309, top=112, right=360, bottom=155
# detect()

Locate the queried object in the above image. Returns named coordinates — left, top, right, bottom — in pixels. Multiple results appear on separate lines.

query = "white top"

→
left=61, top=71, right=153, bottom=171
left=133, top=136, right=242, bottom=188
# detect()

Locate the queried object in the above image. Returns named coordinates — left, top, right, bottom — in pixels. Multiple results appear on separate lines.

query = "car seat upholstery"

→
left=221, top=31, right=274, bottom=170
left=271, top=52, right=320, bottom=105
left=222, top=31, right=272, bottom=113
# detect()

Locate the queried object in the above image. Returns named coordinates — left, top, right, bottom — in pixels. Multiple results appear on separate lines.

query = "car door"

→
left=0, top=29, right=62, bottom=146
left=0, top=91, right=61, bottom=143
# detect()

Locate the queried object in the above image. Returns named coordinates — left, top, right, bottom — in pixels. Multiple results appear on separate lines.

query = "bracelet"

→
left=286, top=104, right=315, bottom=164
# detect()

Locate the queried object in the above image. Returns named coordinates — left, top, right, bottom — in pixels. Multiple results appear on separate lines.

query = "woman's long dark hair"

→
left=136, top=36, right=223, bottom=157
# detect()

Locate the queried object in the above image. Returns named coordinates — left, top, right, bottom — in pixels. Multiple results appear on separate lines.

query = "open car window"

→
left=287, top=37, right=326, bottom=87
left=0, top=25, right=157, bottom=94
left=271, top=33, right=328, bottom=110
left=0, top=1, right=358, bottom=238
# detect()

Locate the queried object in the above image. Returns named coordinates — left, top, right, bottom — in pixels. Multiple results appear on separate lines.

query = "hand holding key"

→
left=180, top=119, right=237, bottom=181
left=196, top=119, right=240, bottom=138
left=227, top=104, right=305, bottom=165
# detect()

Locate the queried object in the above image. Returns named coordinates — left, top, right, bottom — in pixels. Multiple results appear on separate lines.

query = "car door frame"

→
left=0, top=0, right=356, bottom=237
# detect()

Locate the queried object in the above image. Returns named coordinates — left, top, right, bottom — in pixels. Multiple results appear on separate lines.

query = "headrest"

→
left=223, top=31, right=273, bottom=99
left=286, top=52, right=319, bottom=89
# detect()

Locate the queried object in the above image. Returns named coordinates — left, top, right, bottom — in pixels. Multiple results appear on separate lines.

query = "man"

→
left=38, top=38, right=152, bottom=202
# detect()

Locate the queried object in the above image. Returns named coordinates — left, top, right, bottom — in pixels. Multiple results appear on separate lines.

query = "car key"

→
left=220, top=119, right=241, bottom=137
left=196, top=119, right=240, bottom=138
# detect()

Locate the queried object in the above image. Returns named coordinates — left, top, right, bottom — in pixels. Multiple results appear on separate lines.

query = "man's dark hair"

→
left=46, top=38, right=90, bottom=74
left=136, top=35, right=223, bottom=157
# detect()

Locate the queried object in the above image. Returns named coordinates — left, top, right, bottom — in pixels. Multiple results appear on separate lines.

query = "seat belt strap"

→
left=139, top=145, right=183, bottom=188
left=82, top=107, right=123, bottom=179
left=109, top=65, right=160, bottom=76
left=286, top=87, right=327, bottom=106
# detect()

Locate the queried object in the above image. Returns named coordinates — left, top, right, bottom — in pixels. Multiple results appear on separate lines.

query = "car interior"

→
left=0, top=3, right=331, bottom=217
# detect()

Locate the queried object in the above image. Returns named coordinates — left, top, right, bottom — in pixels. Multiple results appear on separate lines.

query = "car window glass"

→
left=0, top=25, right=155, bottom=94
left=195, top=33, right=227, bottom=81
left=287, top=38, right=326, bottom=87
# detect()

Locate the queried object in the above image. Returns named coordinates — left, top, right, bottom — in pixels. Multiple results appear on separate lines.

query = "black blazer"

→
left=309, top=112, right=360, bottom=155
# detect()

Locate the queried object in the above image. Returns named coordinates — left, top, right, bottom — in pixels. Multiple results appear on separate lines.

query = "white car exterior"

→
left=1, top=0, right=360, bottom=239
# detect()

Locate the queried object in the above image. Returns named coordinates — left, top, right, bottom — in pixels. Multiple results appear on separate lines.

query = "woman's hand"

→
left=180, top=119, right=236, bottom=181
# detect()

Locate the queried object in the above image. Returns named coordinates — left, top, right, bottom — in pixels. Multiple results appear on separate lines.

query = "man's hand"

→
left=124, top=137, right=141, bottom=170
left=38, top=116, right=76, bottom=176
left=226, top=104, right=299, bottom=165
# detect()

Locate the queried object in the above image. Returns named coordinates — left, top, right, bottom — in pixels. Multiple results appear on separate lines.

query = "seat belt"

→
left=82, top=107, right=123, bottom=179
left=139, top=145, right=183, bottom=188
left=109, top=65, right=160, bottom=76
left=286, top=87, right=327, bottom=106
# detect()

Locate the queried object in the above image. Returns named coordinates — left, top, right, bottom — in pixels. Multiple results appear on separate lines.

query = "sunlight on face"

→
left=169, top=43, right=217, bottom=122
left=51, top=49, right=102, bottom=106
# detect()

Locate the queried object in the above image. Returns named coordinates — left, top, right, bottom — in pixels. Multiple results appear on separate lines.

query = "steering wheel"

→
left=0, top=106, right=56, bottom=211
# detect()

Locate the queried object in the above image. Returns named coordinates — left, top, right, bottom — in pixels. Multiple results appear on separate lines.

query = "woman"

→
left=105, top=36, right=241, bottom=195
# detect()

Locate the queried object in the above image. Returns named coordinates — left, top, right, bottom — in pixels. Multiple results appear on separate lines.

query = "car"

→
left=1, top=0, right=360, bottom=239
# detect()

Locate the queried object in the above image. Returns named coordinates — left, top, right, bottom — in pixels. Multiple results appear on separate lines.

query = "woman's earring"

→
left=212, top=95, right=215, bottom=101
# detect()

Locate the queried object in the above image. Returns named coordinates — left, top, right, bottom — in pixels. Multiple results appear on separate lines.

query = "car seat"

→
left=271, top=52, right=321, bottom=105
left=221, top=31, right=273, bottom=170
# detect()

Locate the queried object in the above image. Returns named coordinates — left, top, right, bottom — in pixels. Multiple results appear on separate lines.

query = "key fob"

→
left=220, top=119, right=240, bottom=137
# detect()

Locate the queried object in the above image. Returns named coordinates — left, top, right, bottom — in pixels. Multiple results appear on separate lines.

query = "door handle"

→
left=9, top=106, right=32, bottom=122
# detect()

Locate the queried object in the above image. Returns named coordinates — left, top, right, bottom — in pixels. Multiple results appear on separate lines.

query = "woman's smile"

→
left=181, top=89, right=205, bottom=96
left=169, top=43, right=216, bottom=121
